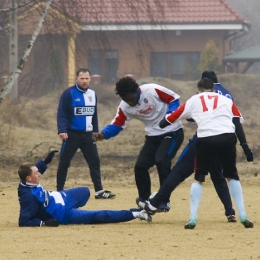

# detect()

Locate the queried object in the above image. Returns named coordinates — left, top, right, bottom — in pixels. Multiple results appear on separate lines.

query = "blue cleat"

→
left=157, top=202, right=170, bottom=213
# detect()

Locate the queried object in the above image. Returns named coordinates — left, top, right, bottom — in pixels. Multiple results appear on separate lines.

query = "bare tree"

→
left=0, top=0, right=35, bottom=12
left=0, top=0, right=179, bottom=100
left=0, top=0, right=52, bottom=103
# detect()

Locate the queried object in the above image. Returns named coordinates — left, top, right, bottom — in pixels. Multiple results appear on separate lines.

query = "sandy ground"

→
left=0, top=74, right=259, bottom=259
left=0, top=175, right=259, bottom=260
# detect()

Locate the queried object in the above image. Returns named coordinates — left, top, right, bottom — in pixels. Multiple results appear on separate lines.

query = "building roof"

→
left=3, top=0, right=250, bottom=32
left=223, top=45, right=260, bottom=61
left=64, top=0, right=248, bottom=23
left=53, top=0, right=250, bottom=31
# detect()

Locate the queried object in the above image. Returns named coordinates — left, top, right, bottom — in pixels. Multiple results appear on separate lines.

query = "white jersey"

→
left=111, top=83, right=183, bottom=136
left=166, top=92, right=243, bottom=138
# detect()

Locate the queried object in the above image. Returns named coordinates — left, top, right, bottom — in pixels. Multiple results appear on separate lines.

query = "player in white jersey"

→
left=160, top=77, right=253, bottom=229
left=94, top=76, right=184, bottom=212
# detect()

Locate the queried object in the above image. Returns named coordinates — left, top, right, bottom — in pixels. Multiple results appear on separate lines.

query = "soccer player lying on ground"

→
left=159, top=77, right=253, bottom=229
left=137, top=71, right=253, bottom=224
left=17, top=151, right=152, bottom=227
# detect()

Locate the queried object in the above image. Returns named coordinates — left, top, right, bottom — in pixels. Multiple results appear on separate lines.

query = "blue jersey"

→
left=18, top=182, right=67, bottom=226
left=18, top=160, right=135, bottom=226
left=214, top=83, right=233, bottom=100
left=18, top=160, right=75, bottom=226
left=57, top=84, right=99, bottom=133
left=18, top=160, right=52, bottom=226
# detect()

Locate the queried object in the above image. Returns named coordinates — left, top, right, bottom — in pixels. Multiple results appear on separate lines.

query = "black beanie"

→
left=201, top=71, right=218, bottom=83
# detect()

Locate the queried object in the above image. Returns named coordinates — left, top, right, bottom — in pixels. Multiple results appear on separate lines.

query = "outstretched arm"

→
left=93, top=124, right=123, bottom=141
left=232, top=117, right=253, bottom=162
left=159, top=102, right=187, bottom=128
left=93, top=133, right=105, bottom=141
left=35, top=150, right=59, bottom=174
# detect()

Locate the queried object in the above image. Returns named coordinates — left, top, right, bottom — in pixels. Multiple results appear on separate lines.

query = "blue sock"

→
left=190, top=182, right=202, bottom=220
left=229, top=179, right=247, bottom=220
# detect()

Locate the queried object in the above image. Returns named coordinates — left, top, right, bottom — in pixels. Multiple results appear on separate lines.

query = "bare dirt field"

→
left=0, top=74, right=259, bottom=259
left=0, top=177, right=259, bottom=260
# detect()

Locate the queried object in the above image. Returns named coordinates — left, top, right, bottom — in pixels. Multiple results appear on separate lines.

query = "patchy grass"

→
left=0, top=74, right=259, bottom=182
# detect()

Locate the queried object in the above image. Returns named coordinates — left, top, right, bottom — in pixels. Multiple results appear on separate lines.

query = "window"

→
left=104, top=50, right=118, bottom=82
left=150, top=52, right=200, bottom=79
left=171, top=53, right=187, bottom=75
left=171, top=52, right=200, bottom=79
left=150, top=52, right=168, bottom=78
left=190, top=52, right=200, bottom=68
left=88, top=50, right=102, bottom=75
left=88, top=50, right=118, bottom=83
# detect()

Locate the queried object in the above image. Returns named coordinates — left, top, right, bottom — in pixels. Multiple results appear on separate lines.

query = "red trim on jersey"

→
left=232, top=103, right=242, bottom=117
left=166, top=103, right=186, bottom=123
left=113, top=108, right=127, bottom=127
left=155, top=88, right=175, bottom=104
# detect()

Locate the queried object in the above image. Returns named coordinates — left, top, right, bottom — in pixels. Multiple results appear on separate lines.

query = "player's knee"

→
left=194, top=173, right=206, bottom=182
left=81, top=186, right=90, bottom=198
left=59, top=160, right=71, bottom=168
left=134, top=163, right=148, bottom=172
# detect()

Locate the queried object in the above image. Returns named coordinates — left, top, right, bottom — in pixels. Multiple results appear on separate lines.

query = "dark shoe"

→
left=144, top=201, right=157, bottom=215
left=95, top=190, right=116, bottom=199
left=157, top=202, right=171, bottom=213
left=184, top=218, right=197, bottom=229
left=241, top=218, right=254, bottom=228
left=227, top=215, right=237, bottom=222
left=136, top=197, right=145, bottom=208
left=136, top=198, right=156, bottom=215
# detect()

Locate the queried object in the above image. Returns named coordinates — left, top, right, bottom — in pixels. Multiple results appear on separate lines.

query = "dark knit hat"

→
left=201, top=71, right=218, bottom=83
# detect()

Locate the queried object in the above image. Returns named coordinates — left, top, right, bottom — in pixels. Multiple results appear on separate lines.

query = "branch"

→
left=0, top=0, right=53, bottom=103
left=0, top=0, right=35, bottom=12
left=26, top=141, right=60, bottom=157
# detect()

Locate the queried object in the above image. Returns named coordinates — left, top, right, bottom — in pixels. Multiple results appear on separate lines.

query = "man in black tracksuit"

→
left=56, top=68, right=115, bottom=199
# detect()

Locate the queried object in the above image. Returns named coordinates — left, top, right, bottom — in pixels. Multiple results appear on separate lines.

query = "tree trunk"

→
left=0, top=0, right=53, bottom=103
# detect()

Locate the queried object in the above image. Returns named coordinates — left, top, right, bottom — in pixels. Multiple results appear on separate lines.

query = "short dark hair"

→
left=76, top=68, right=91, bottom=77
left=18, top=163, right=34, bottom=182
left=201, top=71, right=218, bottom=83
left=115, top=77, right=139, bottom=97
left=197, top=78, right=214, bottom=91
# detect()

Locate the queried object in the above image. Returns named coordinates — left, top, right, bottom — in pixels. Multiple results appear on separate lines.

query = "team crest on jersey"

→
left=88, top=96, right=92, bottom=102
left=143, top=98, right=148, bottom=103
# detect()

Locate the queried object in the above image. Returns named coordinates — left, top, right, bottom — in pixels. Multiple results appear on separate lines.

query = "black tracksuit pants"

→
left=150, top=133, right=235, bottom=216
left=135, top=128, right=184, bottom=201
left=56, top=130, right=103, bottom=192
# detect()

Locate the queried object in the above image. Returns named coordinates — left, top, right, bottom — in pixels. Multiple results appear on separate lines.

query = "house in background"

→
left=74, top=0, right=250, bottom=82
left=0, top=0, right=251, bottom=96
